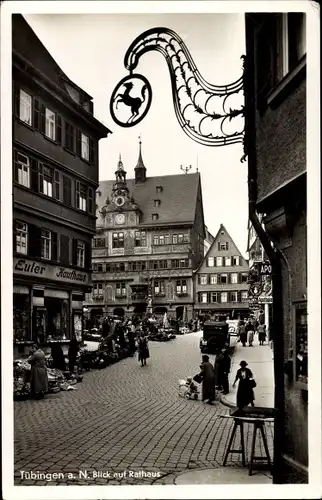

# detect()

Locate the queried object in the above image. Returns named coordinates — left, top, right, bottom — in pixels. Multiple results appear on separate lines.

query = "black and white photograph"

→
left=1, top=1, right=320, bottom=499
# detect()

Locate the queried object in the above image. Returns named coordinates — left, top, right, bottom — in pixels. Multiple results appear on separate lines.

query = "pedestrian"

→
left=51, top=343, right=66, bottom=371
left=217, top=348, right=231, bottom=395
left=68, top=333, right=79, bottom=373
left=238, top=320, right=247, bottom=347
left=198, top=354, right=216, bottom=404
left=127, top=327, right=136, bottom=355
left=245, top=319, right=255, bottom=347
left=137, top=332, right=149, bottom=367
left=232, top=360, right=255, bottom=409
left=28, top=345, right=48, bottom=399
left=257, top=324, right=267, bottom=345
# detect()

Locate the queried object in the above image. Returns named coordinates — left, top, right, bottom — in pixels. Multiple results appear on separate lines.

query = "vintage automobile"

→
left=199, top=320, right=230, bottom=354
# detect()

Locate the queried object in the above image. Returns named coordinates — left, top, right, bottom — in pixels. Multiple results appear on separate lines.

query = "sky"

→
left=25, top=12, right=248, bottom=255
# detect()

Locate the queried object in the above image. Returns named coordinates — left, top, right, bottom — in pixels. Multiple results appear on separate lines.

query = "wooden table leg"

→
left=240, top=420, right=246, bottom=467
left=260, top=423, right=272, bottom=472
left=223, top=420, right=238, bottom=466
left=249, top=422, right=258, bottom=476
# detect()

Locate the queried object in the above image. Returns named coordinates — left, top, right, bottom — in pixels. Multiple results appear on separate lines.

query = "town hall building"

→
left=84, top=141, right=206, bottom=323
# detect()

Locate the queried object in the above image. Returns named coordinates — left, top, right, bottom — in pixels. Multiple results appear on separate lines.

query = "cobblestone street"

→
left=14, top=332, right=274, bottom=486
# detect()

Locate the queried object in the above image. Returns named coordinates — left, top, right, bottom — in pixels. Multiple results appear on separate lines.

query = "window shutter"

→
left=38, top=163, right=44, bottom=193
left=237, top=291, right=242, bottom=303
left=85, top=242, right=91, bottom=269
left=208, top=274, right=211, bottom=285
left=227, top=274, right=231, bottom=284
left=14, top=83, right=20, bottom=117
left=60, top=234, right=70, bottom=265
left=13, top=220, right=16, bottom=251
left=34, top=99, right=40, bottom=130
left=218, top=242, right=221, bottom=251
left=30, top=159, right=39, bottom=192
left=227, top=292, right=231, bottom=302
left=13, top=149, right=19, bottom=183
left=76, top=130, right=81, bottom=156
left=75, top=180, right=80, bottom=209
left=217, top=293, right=221, bottom=304
left=72, top=238, right=77, bottom=266
left=238, top=273, right=242, bottom=284
left=89, top=138, right=95, bottom=164
left=56, top=114, right=62, bottom=145
left=88, top=187, right=94, bottom=214
left=256, top=16, right=276, bottom=108
left=51, top=232, right=58, bottom=261
left=55, top=171, right=60, bottom=200
left=63, top=176, right=72, bottom=206
left=226, top=242, right=229, bottom=250
left=197, top=275, right=200, bottom=285
left=40, top=104, right=46, bottom=133
left=29, top=224, right=41, bottom=258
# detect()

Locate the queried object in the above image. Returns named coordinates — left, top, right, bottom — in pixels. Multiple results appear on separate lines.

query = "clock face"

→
left=115, top=213, right=125, bottom=225
left=115, top=196, right=125, bottom=207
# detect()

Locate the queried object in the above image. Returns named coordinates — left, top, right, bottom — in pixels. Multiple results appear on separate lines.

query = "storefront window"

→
left=13, top=294, right=30, bottom=341
left=73, top=313, right=83, bottom=342
left=295, top=301, right=308, bottom=384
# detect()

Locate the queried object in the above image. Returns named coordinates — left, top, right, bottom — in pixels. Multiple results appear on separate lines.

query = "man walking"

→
left=245, top=319, right=255, bottom=347
left=216, top=347, right=231, bottom=394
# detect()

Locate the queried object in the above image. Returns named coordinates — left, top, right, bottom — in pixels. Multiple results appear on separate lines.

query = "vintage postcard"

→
left=1, top=1, right=320, bottom=499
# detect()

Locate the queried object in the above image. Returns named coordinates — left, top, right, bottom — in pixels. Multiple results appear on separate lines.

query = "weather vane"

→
left=180, top=165, right=192, bottom=174
left=109, top=27, right=246, bottom=159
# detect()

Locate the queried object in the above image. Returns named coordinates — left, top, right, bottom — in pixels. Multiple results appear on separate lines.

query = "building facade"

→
left=245, top=13, right=307, bottom=482
left=247, top=217, right=273, bottom=334
left=12, top=15, right=111, bottom=356
left=194, top=224, right=249, bottom=320
left=84, top=142, right=206, bottom=324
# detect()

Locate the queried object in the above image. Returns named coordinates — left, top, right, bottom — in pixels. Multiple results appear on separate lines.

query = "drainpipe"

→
left=243, top=19, right=285, bottom=483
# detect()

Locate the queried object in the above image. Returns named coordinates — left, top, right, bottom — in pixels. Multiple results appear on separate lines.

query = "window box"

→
left=177, top=292, right=188, bottom=297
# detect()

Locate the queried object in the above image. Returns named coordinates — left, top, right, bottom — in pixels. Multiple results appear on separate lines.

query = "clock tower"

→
left=99, top=154, right=141, bottom=226
left=111, top=154, right=131, bottom=209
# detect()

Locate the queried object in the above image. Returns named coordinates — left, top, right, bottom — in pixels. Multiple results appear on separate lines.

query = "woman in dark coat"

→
left=137, top=332, right=149, bottom=367
left=68, top=334, right=79, bottom=373
left=233, top=360, right=255, bottom=409
left=51, top=343, right=66, bottom=371
left=28, top=345, right=48, bottom=398
left=199, top=354, right=216, bottom=404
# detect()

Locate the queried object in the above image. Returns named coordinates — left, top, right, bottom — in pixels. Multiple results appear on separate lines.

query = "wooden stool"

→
left=248, top=420, right=272, bottom=476
left=223, top=418, right=246, bottom=467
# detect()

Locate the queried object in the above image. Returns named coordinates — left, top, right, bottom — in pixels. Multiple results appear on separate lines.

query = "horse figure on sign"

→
left=115, top=82, right=148, bottom=124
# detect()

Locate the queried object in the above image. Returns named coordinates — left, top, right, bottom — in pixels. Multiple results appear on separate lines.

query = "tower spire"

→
left=135, top=135, right=147, bottom=184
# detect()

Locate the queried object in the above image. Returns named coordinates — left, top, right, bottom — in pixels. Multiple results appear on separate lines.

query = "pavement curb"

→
left=219, top=394, right=236, bottom=409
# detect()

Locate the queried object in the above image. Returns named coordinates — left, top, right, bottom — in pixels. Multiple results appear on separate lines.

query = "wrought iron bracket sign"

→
left=110, top=27, right=245, bottom=150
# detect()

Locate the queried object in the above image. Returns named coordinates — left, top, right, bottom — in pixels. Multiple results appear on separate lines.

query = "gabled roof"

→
left=97, top=172, right=201, bottom=226
left=195, top=223, right=247, bottom=272
left=12, top=15, right=112, bottom=136
left=12, top=15, right=90, bottom=99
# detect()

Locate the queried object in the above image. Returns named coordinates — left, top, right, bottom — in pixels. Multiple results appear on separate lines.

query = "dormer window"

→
left=152, top=213, right=159, bottom=221
left=156, top=186, right=163, bottom=194
left=154, top=199, right=161, bottom=207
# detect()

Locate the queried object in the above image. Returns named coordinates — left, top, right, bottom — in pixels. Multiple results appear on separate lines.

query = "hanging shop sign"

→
left=13, top=258, right=90, bottom=285
left=110, top=27, right=246, bottom=160
left=259, top=261, right=272, bottom=275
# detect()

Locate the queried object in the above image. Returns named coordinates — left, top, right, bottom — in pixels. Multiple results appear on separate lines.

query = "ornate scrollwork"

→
left=110, top=27, right=245, bottom=152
